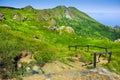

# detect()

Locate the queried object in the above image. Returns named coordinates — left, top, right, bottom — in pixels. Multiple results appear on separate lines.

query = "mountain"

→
left=0, top=5, right=120, bottom=40
left=0, top=6, right=120, bottom=79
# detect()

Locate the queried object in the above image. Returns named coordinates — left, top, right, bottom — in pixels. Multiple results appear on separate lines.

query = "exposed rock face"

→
left=65, top=10, right=72, bottom=19
left=0, top=13, right=6, bottom=21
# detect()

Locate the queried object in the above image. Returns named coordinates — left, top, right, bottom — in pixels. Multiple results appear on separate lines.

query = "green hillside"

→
left=0, top=6, right=120, bottom=79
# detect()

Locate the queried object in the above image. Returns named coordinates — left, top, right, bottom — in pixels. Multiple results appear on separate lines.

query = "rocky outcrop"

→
left=57, top=26, right=74, bottom=33
left=114, top=39, right=120, bottom=42
left=48, top=26, right=56, bottom=31
left=13, top=14, right=27, bottom=22
left=0, top=13, right=6, bottom=21
left=65, top=10, right=72, bottom=19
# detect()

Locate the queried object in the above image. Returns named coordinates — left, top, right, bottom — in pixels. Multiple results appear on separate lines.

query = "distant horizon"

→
left=0, top=0, right=120, bottom=27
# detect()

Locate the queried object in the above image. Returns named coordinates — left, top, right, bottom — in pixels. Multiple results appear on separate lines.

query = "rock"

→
left=13, top=14, right=22, bottom=21
left=26, top=67, right=31, bottom=72
left=65, top=10, right=72, bottom=19
left=114, top=39, right=120, bottom=42
left=26, top=67, right=39, bottom=75
left=22, top=74, right=45, bottom=80
left=65, top=27, right=74, bottom=33
left=21, top=16, right=27, bottom=22
left=13, top=14, right=27, bottom=22
left=32, top=65, right=43, bottom=74
left=32, top=65, right=39, bottom=71
left=13, top=14, right=17, bottom=20
left=57, top=26, right=74, bottom=33
left=71, top=57, right=79, bottom=62
left=48, top=26, right=56, bottom=31
left=90, top=68, right=120, bottom=80
left=0, top=13, right=6, bottom=21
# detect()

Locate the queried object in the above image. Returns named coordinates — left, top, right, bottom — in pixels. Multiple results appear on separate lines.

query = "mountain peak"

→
left=23, top=5, right=34, bottom=10
left=54, top=5, right=67, bottom=9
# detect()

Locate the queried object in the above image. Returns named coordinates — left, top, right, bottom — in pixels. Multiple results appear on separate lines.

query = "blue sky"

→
left=0, top=0, right=120, bottom=27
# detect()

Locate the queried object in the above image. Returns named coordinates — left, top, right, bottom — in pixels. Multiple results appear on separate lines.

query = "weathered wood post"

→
left=68, top=46, right=70, bottom=50
left=87, top=44, right=90, bottom=52
left=108, top=52, right=112, bottom=63
left=75, top=45, right=77, bottom=51
left=105, top=48, right=108, bottom=52
left=93, top=53, right=97, bottom=68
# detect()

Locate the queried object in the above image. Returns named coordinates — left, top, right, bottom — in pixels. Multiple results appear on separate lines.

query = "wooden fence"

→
left=68, top=44, right=112, bottom=68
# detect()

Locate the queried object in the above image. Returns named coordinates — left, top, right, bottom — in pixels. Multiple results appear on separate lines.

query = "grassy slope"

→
left=0, top=6, right=120, bottom=78
left=52, top=6, right=120, bottom=40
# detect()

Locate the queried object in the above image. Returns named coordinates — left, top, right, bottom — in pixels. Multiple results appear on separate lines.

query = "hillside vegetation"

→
left=0, top=6, right=120, bottom=79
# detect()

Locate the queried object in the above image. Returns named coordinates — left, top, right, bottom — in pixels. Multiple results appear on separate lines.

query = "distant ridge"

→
left=0, top=6, right=19, bottom=9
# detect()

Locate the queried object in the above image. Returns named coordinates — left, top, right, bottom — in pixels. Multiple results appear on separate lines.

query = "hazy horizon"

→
left=0, top=0, right=120, bottom=27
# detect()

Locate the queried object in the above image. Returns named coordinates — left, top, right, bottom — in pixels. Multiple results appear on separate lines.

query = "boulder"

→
left=32, top=65, right=39, bottom=71
left=13, top=14, right=17, bottom=20
left=0, top=13, right=6, bottom=21
left=13, top=14, right=27, bottom=22
left=114, top=39, right=120, bottom=42
left=57, top=26, right=74, bottom=33
left=65, top=26, right=74, bottom=33
left=48, top=26, right=56, bottom=31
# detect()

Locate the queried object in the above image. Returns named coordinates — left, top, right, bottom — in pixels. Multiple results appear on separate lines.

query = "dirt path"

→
left=21, top=53, right=119, bottom=80
left=22, top=68, right=120, bottom=80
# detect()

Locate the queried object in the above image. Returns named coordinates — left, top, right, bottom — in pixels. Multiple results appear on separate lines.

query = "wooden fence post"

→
left=68, top=46, right=70, bottom=50
left=75, top=45, right=77, bottom=51
left=108, top=52, right=112, bottom=63
left=87, top=44, right=90, bottom=52
left=93, top=53, right=96, bottom=68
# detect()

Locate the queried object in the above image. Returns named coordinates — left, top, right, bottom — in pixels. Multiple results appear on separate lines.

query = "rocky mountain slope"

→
left=0, top=5, right=120, bottom=40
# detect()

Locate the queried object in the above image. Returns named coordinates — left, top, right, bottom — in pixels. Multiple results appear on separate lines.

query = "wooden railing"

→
left=68, top=44, right=112, bottom=68
left=68, top=44, right=108, bottom=52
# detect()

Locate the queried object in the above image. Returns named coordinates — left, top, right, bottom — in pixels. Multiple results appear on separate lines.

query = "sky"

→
left=0, top=0, right=120, bottom=27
